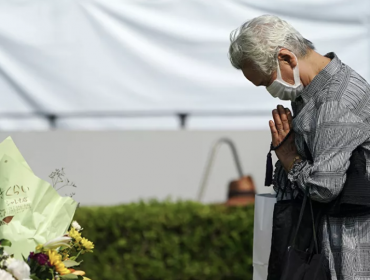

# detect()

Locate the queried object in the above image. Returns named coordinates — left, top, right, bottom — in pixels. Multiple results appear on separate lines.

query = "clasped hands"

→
left=269, top=105, right=301, bottom=173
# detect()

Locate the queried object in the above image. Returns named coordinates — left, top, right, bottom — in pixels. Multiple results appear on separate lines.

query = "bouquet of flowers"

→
left=0, top=137, right=94, bottom=280
left=0, top=220, right=94, bottom=280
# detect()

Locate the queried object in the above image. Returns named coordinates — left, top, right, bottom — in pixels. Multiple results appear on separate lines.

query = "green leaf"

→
left=59, top=274, right=79, bottom=280
left=0, top=239, right=12, bottom=247
left=30, top=274, right=41, bottom=280
left=0, top=247, right=3, bottom=255
left=63, top=259, right=83, bottom=268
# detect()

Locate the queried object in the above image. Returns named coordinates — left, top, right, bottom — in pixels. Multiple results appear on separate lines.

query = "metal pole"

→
left=47, top=114, right=57, bottom=130
left=178, top=113, right=188, bottom=129
left=197, top=138, right=244, bottom=202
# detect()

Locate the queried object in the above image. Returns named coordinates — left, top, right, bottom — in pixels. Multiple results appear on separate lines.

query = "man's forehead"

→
left=242, top=65, right=265, bottom=80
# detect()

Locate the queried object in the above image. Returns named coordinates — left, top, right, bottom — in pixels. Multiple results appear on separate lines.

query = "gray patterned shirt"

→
left=273, top=53, right=370, bottom=279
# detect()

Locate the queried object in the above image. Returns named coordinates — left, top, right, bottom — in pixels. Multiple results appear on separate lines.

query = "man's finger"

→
left=272, top=109, right=283, bottom=132
left=285, top=108, right=293, bottom=127
left=269, top=120, right=279, bottom=146
left=277, top=105, right=290, bottom=131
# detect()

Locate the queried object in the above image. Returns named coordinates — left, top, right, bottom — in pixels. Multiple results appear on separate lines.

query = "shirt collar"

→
left=295, top=52, right=342, bottom=103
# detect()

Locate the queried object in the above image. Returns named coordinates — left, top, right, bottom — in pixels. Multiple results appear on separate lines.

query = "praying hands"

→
left=269, top=105, right=301, bottom=172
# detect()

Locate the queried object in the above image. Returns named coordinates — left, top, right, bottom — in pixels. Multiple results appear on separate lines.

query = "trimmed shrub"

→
left=75, top=200, right=254, bottom=280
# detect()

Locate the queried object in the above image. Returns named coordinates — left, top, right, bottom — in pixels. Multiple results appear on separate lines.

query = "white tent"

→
left=0, top=0, right=368, bottom=130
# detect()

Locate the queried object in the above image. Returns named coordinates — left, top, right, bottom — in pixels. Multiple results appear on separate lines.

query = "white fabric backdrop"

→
left=0, top=0, right=369, bottom=130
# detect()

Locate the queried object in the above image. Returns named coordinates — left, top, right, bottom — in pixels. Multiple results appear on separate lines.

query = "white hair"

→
left=228, top=15, right=315, bottom=75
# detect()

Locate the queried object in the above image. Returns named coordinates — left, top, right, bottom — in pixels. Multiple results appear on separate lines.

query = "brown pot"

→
left=225, top=176, right=256, bottom=206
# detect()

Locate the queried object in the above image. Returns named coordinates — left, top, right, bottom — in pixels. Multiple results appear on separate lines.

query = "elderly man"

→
left=229, top=15, right=370, bottom=279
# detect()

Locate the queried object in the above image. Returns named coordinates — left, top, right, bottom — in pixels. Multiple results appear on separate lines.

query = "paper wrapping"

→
left=0, top=137, right=78, bottom=259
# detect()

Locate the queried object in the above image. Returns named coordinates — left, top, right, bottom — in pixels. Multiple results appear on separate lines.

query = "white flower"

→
left=4, top=257, right=15, bottom=267
left=41, top=236, right=71, bottom=250
left=6, top=260, right=30, bottom=280
left=71, top=221, right=82, bottom=232
left=0, top=270, right=14, bottom=280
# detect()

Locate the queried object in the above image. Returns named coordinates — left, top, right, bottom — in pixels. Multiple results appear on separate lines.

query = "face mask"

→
left=266, top=52, right=303, bottom=101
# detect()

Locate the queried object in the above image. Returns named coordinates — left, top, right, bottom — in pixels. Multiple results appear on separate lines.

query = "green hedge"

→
left=74, top=200, right=254, bottom=280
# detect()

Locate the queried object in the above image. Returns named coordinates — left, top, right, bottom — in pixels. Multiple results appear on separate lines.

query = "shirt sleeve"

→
left=287, top=100, right=370, bottom=203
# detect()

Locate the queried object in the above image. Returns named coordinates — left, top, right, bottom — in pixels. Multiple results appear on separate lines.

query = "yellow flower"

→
left=80, top=238, right=94, bottom=252
left=48, top=250, right=70, bottom=275
left=69, top=227, right=82, bottom=243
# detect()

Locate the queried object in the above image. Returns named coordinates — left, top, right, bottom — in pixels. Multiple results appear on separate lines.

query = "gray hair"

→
left=228, top=15, right=315, bottom=75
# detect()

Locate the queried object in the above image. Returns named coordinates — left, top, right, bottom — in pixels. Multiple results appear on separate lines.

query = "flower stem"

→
left=74, top=250, right=83, bottom=261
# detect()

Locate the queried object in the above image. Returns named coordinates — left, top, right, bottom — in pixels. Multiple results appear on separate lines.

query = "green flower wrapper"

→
left=0, top=137, right=78, bottom=258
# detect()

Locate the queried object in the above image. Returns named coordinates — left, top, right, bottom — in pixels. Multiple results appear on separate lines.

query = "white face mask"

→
left=266, top=52, right=303, bottom=101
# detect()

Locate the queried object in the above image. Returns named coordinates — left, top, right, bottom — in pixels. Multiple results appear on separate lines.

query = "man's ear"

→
left=277, top=49, right=297, bottom=68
